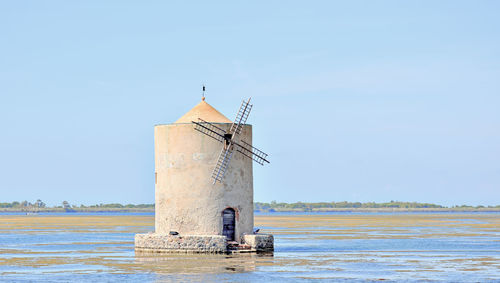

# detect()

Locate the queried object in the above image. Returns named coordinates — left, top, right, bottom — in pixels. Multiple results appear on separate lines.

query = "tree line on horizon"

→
left=0, top=200, right=153, bottom=210
left=255, top=201, right=500, bottom=211
left=1, top=200, right=499, bottom=211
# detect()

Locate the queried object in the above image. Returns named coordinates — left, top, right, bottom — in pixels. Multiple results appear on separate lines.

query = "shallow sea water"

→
left=0, top=212, right=499, bottom=282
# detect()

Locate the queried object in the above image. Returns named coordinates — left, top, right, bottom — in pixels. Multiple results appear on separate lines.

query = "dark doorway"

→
left=222, top=208, right=235, bottom=241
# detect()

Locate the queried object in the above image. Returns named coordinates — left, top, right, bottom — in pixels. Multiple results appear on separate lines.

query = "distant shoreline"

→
left=2, top=200, right=499, bottom=213
left=255, top=207, right=500, bottom=213
left=1, top=207, right=499, bottom=213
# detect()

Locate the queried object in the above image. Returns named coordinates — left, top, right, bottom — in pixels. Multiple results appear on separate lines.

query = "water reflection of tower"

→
left=133, top=253, right=263, bottom=274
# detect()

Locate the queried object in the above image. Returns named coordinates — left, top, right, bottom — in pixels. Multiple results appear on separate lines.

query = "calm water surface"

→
left=0, top=212, right=499, bottom=282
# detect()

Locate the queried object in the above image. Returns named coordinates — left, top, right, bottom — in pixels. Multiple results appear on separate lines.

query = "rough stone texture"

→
left=154, top=122, right=254, bottom=242
left=135, top=233, right=227, bottom=253
left=242, top=234, right=274, bottom=252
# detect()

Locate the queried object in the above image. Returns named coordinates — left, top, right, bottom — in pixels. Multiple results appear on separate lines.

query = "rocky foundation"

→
left=241, top=234, right=274, bottom=252
left=135, top=233, right=273, bottom=254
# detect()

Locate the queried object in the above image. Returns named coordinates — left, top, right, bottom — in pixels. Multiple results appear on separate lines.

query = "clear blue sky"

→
left=1, top=1, right=499, bottom=206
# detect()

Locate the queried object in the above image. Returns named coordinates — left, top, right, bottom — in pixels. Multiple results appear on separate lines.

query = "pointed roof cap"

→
left=175, top=98, right=232, bottom=123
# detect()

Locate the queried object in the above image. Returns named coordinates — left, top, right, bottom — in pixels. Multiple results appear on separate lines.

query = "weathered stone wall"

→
left=242, top=234, right=274, bottom=252
left=135, top=233, right=274, bottom=254
left=154, top=123, right=254, bottom=242
left=135, top=233, right=227, bottom=253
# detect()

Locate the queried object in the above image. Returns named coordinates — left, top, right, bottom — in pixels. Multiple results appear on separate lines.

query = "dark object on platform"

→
left=253, top=228, right=260, bottom=234
left=169, top=231, right=179, bottom=235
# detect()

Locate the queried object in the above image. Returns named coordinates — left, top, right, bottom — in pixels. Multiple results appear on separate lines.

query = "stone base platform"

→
left=135, top=233, right=273, bottom=254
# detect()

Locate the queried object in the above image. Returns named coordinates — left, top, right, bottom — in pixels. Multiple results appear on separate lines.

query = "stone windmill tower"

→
left=135, top=93, right=273, bottom=253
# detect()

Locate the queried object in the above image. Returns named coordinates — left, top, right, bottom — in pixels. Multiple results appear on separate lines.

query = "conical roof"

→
left=175, top=98, right=232, bottom=123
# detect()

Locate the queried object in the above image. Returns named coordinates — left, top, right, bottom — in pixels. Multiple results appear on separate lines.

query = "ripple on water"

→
left=0, top=213, right=499, bottom=282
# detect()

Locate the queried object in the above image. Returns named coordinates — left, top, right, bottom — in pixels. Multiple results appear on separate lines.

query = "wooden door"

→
left=222, top=208, right=235, bottom=241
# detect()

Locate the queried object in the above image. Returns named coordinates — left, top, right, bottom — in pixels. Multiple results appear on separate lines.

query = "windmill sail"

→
left=233, top=140, right=269, bottom=165
left=191, top=97, right=269, bottom=184
left=193, top=118, right=226, bottom=143
left=211, top=146, right=234, bottom=184
left=229, top=98, right=252, bottom=136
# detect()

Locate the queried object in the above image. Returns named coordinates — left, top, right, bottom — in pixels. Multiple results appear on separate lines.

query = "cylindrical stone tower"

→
left=135, top=97, right=273, bottom=253
left=154, top=99, right=254, bottom=242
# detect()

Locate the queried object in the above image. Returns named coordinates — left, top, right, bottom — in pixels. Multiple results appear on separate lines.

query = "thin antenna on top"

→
left=202, top=85, right=206, bottom=101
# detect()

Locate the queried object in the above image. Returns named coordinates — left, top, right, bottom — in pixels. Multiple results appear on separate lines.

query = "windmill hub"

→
left=135, top=96, right=274, bottom=254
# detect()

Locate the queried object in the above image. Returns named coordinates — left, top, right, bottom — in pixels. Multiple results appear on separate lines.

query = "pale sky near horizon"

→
left=1, top=1, right=499, bottom=206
